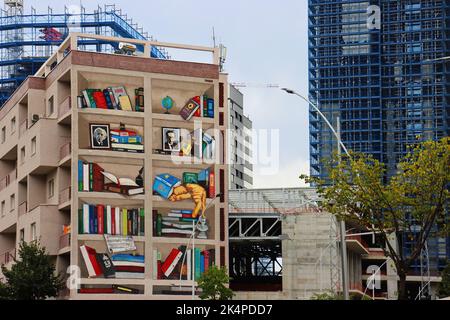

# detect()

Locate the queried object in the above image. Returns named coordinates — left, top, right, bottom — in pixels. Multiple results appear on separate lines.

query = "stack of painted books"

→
left=155, top=210, right=197, bottom=238
left=111, top=254, right=145, bottom=279
left=110, top=127, right=144, bottom=153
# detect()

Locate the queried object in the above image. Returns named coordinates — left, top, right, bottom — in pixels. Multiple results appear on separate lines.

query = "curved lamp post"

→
left=281, top=87, right=351, bottom=300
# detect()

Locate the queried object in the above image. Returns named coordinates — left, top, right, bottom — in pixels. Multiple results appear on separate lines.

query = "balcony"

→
left=19, top=118, right=27, bottom=138
left=0, top=248, right=16, bottom=265
left=19, top=205, right=64, bottom=255
left=346, top=234, right=370, bottom=255
left=18, top=118, right=59, bottom=180
left=59, top=141, right=71, bottom=167
left=0, top=169, right=17, bottom=192
left=58, top=187, right=71, bottom=210
left=18, top=201, right=27, bottom=217
left=58, top=96, right=72, bottom=124
left=58, top=233, right=71, bottom=255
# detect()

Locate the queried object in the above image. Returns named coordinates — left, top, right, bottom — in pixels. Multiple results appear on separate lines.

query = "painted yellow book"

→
left=122, top=209, right=128, bottom=236
left=119, top=95, right=133, bottom=111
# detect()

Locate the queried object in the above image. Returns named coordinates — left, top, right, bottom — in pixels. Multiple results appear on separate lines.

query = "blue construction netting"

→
left=0, top=5, right=168, bottom=107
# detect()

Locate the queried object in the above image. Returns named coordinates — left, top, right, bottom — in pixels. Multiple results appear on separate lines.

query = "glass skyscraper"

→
left=308, top=0, right=449, bottom=274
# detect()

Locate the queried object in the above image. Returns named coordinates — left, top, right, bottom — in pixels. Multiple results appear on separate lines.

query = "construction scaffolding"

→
left=0, top=1, right=169, bottom=106
left=229, top=188, right=342, bottom=296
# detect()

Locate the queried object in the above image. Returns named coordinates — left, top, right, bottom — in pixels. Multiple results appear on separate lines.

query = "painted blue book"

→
left=103, top=89, right=114, bottom=109
left=194, top=248, right=201, bottom=281
left=198, top=168, right=210, bottom=183
left=78, top=160, right=83, bottom=191
left=93, top=206, right=98, bottom=234
left=110, top=135, right=143, bottom=144
left=89, top=205, right=95, bottom=234
left=207, top=99, right=214, bottom=118
left=153, top=174, right=181, bottom=199
left=200, top=253, right=205, bottom=274
left=111, top=254, right=145, bottom=263
left=170, top=209, right=193, bottom=214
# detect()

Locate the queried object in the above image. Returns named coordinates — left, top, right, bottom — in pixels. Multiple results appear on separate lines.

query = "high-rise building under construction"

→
left=0, top=0, right=167, bottom=107
left=308, top=1, right=449, bottom=278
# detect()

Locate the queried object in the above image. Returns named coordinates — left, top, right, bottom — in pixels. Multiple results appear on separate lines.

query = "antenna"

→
left=212, top=27, right=216, bottom=47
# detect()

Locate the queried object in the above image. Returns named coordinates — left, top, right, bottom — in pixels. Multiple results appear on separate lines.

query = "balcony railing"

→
left=0, top=169, right=16, bottom=192
left=0, top=248, right=16, bottom=265
left=59, top=233, right=71, bottom=251
left=18, top=201, right=27, bottom=217
left=58, top=187, right=71, bottom=205
left=59, top=142, right=71, bottom=161
left=19, top=119, right=27, bottom=137
left=58, top=96, right=72, bottom=118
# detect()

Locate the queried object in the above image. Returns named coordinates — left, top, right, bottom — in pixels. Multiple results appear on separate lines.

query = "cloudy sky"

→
left=27, top=0, right=311, bottom=189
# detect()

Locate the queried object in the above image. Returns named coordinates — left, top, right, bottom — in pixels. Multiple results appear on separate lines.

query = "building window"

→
left=19, top=229, right=24, bottom=242
left=1, top=126, right=5, bottom=143
left=48, top=179, right=55, bottom=199
left=31, top=223, right=37, bottom=241
left=20, top=147, right=25, bottom=164
left=11, top=117, right=16, bottom=133
left=31, top=137, right=37, bottom=155
left=1, top=201, right=5, bottom=217
left=10, top=194, right=15, bottom=212
left=48, top=96, right=54, bottom=116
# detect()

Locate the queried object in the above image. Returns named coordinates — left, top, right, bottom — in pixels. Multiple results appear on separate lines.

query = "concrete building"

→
left=0, top=33, right=229, bottom=299
left=229, top=188, right=443, bottom=300
left=228, top=84, right=253, bottom=189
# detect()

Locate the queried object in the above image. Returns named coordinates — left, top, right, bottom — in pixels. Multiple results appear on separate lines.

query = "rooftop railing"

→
left=35, top=32, right=220, bottom=78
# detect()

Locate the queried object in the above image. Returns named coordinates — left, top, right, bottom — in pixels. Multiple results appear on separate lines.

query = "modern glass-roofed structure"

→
left=0, top=1, right=168, bottom=107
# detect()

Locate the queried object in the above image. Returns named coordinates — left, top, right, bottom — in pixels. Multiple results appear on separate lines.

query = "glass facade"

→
left=309, top=0, right=450, bottom=273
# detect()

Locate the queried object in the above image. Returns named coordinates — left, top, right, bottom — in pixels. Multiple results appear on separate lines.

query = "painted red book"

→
left=114, top=266, right=145, bottom=273
left=92, top=163, right=104, bottom=192
left=79, top=245, right=103, bottom=277
left=157, top=260, right=163, bottom=279
left=97, top=205, right=104, bottom=234
left=111, top=209, right=116, bottom=236
left=79, top=287, right=114, bottom=294
left=161, top=248, right=182, bottom=277
left=92, top=90, right=108, bottom=109
left=203, top=250, right=210, bottom=273
left=208, top=171, right=215, bottom=198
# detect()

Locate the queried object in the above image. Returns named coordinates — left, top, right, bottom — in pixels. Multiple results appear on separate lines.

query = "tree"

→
left=0, top=240, right=64, bottom=300
left=198, top=266, right=234, bottom=300
left=301, top=137, right=450, bottom=300
left=438, top=261, right=450, bottom=298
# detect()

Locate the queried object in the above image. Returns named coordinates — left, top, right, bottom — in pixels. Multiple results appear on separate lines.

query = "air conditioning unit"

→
left=31, top=114, right=40, bottom=124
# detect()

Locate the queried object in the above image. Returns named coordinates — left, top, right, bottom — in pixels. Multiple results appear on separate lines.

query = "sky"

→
left=26, top=0, right=311, bottom=189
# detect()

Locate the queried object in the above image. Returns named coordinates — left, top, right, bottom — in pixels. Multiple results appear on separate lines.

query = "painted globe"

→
left=162, top=96, right=174, bottom=113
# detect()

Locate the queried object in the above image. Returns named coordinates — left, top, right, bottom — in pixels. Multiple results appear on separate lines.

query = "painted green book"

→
left=139, top=208, right=145, bottom=236
left=78, top=209, right=83, bottom=234
left=183, top=172, right=198, bottom=184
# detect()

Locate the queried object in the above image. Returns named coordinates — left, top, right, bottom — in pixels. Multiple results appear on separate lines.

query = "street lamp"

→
left=281, top=87, right=351, bottom=300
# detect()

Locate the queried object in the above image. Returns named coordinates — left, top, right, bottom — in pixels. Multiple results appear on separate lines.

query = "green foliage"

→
left=0, top=241, right=64, bottom=300
left=301, top=137, right=450, bottom=300
left=310, top=291, right=343, bottom=300
left=198, top=266, right=234, bottom=300
left=310, top=291, right=371, bottom=301
left=438, top=261, right=450, bottom=298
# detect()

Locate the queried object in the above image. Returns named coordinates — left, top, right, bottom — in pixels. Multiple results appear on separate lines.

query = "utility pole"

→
left=337, top=117, right=349, bottom=300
